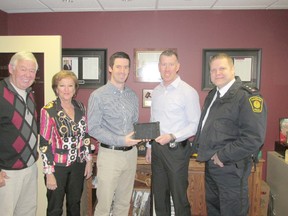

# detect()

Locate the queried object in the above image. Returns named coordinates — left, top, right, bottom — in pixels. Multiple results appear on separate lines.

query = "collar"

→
left=55, top=97, right=80, bottom=112
left=217, top=78, right=235, bottom=98
left=3, top=77, right=32, bottom=95
left=160, top=75, right=181, bottom=89
left=10, top=82, right=27, bottom=95
left=107, top=80, right=126, bottom=93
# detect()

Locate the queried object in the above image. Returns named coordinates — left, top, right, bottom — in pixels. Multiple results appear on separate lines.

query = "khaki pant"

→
left=0, top=163, right=38, bottom=216
left=94, top=146, right=137, bottom=216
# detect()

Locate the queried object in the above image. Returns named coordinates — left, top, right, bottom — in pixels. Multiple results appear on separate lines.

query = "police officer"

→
left=194, top=53, right=267, bottom=216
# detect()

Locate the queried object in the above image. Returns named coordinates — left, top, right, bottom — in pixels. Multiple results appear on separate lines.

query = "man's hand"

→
left=145, top=148, right=152, bottom=163
left=0, top=171, right=9, bottom=188
left=125, top=131, right=142, bottom=146
left=155, top=134, right=173, bottom=145
left=211, top=153, right=224, bottom=167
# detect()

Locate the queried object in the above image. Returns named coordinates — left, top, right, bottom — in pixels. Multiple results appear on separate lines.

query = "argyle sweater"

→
left=0, top=77, right=38, bottom=170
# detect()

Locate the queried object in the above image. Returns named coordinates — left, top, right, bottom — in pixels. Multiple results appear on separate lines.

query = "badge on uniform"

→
left=249, top=96, right=263, bottom=113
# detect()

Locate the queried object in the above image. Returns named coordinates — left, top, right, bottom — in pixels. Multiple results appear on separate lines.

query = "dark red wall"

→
left=4, top=10, right=288, bottom=178
left=0, top=10, right=8, bottom=35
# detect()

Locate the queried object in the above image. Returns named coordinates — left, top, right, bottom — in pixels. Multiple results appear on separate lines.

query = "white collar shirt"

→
left=151, top=76, right=201, bottom=142
left=201, top=78, right=236, bottom=129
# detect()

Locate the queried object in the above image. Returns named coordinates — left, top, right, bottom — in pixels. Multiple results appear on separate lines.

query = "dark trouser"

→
left=151, top=141, right=191, bottom=216
left=205, top=159, right=252, bottom=216
left=45, top=162, right=86, bottom=216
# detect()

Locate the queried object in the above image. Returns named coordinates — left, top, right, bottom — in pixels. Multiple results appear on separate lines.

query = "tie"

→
left=216, top=90, right=220, bottom=99
left=201, top=90, right=220, bottom=129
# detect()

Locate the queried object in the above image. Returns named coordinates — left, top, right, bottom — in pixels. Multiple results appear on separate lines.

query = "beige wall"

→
left=0, top=35, right=62, bottom=216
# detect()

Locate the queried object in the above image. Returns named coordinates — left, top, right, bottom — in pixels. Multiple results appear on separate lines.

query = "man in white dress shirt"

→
left=146, top=49, right=201, bottom=216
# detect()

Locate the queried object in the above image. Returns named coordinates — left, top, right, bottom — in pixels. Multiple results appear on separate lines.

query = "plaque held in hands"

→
left=133, top=122, right=160, bottom=139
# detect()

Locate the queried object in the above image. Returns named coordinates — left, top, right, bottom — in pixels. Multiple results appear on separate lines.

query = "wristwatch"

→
left=169, top=134, right=178, bottom=149
left=169, top=134, right=176, bottom=143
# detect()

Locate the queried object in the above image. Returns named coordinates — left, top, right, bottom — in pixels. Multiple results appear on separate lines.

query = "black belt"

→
left=100, top=143, right=133, bottom=151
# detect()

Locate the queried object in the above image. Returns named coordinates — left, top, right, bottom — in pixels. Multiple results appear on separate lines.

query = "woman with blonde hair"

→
left=39, top=70, right=92, bottom=216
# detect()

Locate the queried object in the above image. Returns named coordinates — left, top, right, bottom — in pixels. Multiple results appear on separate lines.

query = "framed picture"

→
left=62, top=48, right=107, bottom=88
left=134, top=48, right=176, bottom=82
left=202, top=49, right=262, bottom=90
left=142, top=89, right=153, bottom=108
left=280, top=118, right=288, bottom=144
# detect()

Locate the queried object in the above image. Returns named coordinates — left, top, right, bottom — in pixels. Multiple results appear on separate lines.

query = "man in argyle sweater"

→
left=0, top=51, right=38, bottom=216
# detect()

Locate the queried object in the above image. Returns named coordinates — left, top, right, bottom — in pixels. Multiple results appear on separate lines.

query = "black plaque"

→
left=134, top=122, right=160, bottom=139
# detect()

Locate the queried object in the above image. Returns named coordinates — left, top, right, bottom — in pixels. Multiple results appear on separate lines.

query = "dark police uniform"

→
left=194, top=76, right=267, bottom=216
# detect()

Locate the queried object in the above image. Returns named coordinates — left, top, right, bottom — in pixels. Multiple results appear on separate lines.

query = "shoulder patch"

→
left=248, top=96, right=263, bottom=113
left=44, top=101, right=54, bottom=109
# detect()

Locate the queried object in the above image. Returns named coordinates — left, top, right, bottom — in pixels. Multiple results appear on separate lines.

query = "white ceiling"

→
left=0, top=0, right=288, bottom=14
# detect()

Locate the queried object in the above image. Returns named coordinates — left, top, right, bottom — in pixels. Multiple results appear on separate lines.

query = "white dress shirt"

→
left=150, top=76, right=201, bottom=142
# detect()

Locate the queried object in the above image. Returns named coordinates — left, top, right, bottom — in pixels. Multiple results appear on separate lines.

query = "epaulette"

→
left=241, top=84, right=259, bottom=95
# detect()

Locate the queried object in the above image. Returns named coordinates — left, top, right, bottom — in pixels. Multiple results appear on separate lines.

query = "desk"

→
left=86, top=156, right=263, bottom=216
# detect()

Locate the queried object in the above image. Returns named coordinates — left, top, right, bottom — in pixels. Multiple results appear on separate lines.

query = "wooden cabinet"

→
left=187, top=159, right=207, bottom=215
left=248, top=159, right=264, bottom=216
left=86, top=156, right=263, bottom=216
left=187, top=159, right=263, bottom=216
left=266, top=151, right=288, bottom=216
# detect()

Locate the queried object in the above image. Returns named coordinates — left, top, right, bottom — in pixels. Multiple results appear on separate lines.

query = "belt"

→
left=168, top=140, right=188, bottom=149
left=100, top=143, right=133, bottom=151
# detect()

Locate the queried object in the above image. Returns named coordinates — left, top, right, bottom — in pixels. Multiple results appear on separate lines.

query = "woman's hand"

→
left=46, top=173, right=57, bottom=190
left=84, top=161, right=93, bottom=179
